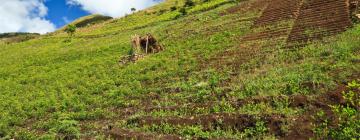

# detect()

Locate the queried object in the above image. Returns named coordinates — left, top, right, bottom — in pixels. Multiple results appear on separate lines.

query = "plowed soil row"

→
left=241, top=27, right=290, bottom=41
left=240, top=0, right=352, bottom=45
left=128, top=113, right=285, bottom=136
left=286, top=0, right=352, bottom=44
left=107, top=82, right=355, bottom=139
left=220, top=0, right=269, bottom=16
left=253, top=0, right=303, bottom=27
left=143, top=94, right=309, bottom=113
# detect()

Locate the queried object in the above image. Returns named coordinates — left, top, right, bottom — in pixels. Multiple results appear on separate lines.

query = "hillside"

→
left=0, top=33, right=40, bottom=44
left=0, top=0, right=359, bottom=139
left=57, top=14, right=113, bottom=31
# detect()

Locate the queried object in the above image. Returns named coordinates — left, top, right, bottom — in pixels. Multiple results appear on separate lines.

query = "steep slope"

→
left=0, top=0, right=359, bottom=139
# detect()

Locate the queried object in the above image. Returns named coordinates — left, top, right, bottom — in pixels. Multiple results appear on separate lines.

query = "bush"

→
left=64, top=24, right=76, bottom=37
left=184, top=0, right=195, bottom=7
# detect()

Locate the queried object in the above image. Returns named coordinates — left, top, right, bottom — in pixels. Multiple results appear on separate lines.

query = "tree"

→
left=131, top=7, right=136, bottom=12
left=64, top=24, right=76, bottom=37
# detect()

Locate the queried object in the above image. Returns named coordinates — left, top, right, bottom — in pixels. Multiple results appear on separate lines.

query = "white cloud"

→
left=67, top=0, right=159, bottom=17
left=0, top=0, right=56, bottom=34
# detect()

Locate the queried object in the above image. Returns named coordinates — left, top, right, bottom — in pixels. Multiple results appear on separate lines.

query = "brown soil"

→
left=253, top=0, right=303, bottom=27
left=286, top=0, right=352, bottom=45
left=241, top=27, right=290, bottom=42
left=220, top=0, right=269, bottom=16
left=284, top=84, right=351, bottom=139
left=202, top=44, right=263, bottom=71
left=240, top=0, right=352, bottom=46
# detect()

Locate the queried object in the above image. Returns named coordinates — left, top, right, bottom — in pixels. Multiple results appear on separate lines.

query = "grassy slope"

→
left=0, top=0, right=359, bottom=139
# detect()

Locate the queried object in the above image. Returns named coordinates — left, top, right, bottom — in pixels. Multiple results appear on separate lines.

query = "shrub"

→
left=170, top=6, right=177, bottom=11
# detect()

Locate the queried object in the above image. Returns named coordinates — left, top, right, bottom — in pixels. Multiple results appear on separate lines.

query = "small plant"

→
left=210, top=98, right=235, bottom=113
left=179, top=125, right=210, bottom=139
left=242, top=121, right=268, bottom=137
left=64, top=24, right=76, bottom=37
left=128, top=47, right=135, bottom=56
left=209, top=73, right=220, bottom=89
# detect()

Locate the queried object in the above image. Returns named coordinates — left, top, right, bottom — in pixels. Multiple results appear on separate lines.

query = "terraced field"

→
left=0, top=0, right=359, bottom=139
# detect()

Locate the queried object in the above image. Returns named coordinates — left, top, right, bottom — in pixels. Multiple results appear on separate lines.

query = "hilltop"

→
left=0, top=0, right=359, bottom=139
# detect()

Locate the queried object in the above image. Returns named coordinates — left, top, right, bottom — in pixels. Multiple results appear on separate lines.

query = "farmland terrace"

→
left=0, top=0, right=359, bottom=139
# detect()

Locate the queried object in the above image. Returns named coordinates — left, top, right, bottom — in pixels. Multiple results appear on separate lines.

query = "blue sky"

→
left=45, top=0, right=89, bottom=28
left=0, top=0, right=160, bottom=34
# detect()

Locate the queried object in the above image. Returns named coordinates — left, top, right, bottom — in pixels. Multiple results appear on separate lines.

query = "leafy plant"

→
left=329, top=105, right=359, bottom=139
left=342, top=80, right=360, bottom=107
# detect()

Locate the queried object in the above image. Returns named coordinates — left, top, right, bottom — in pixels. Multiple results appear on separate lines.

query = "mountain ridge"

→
left=0, top=0, right=359, bottom=139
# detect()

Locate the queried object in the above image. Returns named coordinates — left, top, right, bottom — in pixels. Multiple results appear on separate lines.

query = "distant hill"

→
left=63, top=14, right=113, bottom=29
left=0, top=32, right=39, bottom=44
